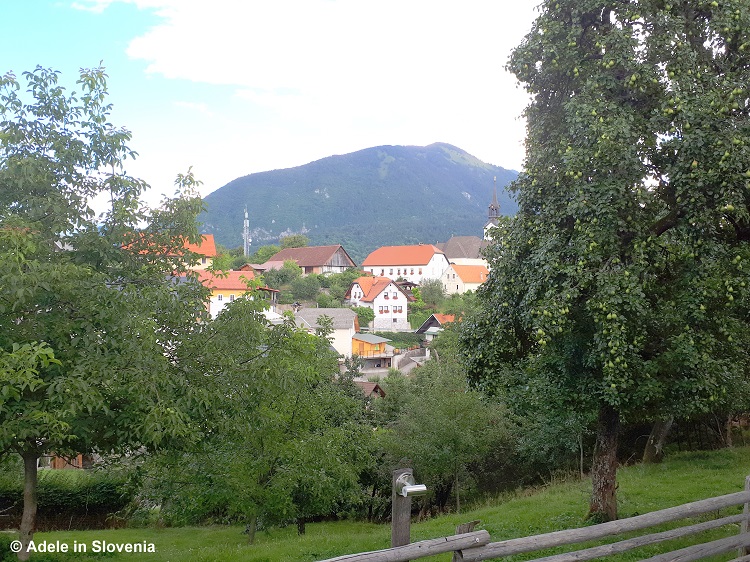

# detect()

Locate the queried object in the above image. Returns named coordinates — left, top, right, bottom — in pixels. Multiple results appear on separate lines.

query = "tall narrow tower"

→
left=242, top=207, right=252, bottom=257
left=484, top=176, right=501, bottom=240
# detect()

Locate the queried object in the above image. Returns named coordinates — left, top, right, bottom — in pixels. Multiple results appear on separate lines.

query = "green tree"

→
left=419, top=278, right=446, bottom=308
left=352, top=306, right=375, bottom=329
left=0, top=67, right=211, bottom=558
left=378, top=356, right=511, bottom=513
left=291, top=274, right=322, bottom=301
left=462, top=0, right=750, bottom=521
left=280, top=233, right=310, bottom=249
left=250, top=244, right=280, bottom=264
left=140, top=299, right=372, bottom=541
left=262, top=259, right=303, bottom=289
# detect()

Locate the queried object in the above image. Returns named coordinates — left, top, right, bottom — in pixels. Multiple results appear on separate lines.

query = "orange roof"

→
left=361, top=244, right=445, bottom=267
left=184, top=234, right=217, bottom=257
left=451, top=264, right=489, bottom=284
left=196, top=270, right=255, bottom=291
left=350, top=276, right=404, bottom=302
left=432, top=313, right=456, bottom=325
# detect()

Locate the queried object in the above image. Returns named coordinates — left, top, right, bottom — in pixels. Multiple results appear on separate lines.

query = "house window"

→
left=390, top=269, right=394, bottom=275
left=230, top=295, right=235, bottom=302
left=380, top=269, right=385, bottom=276
left=393, top=318, right=398, bottom=323
left=217, top=295, right=223, bottom=302
left=384, top=293, right=389, bottom=299
left=411, top=268, right=414, bottom=275
left=379, top=306, right=384, bottom=314
left=418, top=268, right=423, bottom=275
left=384, top=306, right=389, bottom=313
left=201, top=257, right=207, bottom=265
left=392, top=292, right=398, bottom=299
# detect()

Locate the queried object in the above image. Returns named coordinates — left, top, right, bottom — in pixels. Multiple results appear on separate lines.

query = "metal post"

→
left=392, top=468, right=412, bottom=548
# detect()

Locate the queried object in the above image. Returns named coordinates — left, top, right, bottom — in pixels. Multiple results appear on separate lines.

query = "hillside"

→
left=199, top=143, right=518, bottom=262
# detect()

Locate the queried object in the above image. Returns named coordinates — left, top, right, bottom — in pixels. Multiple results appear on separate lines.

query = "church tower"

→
left=483, top=176, right=501, bottom=240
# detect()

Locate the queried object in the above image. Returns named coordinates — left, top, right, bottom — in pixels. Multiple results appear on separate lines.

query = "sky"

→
left=1, top=0, right=539, bottom=207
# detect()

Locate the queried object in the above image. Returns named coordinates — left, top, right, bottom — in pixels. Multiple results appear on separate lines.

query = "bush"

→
left=0, top=468, right=134, bottom=531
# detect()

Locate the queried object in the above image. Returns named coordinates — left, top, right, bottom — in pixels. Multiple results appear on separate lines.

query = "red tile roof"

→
left=350, top=276, right=401, bottom=302
left=196, top=270, right=255, bottom=291
left=267, top=245, right=355, bottom=267
left=184, top=234, right=217, bottom=257
left=361, top=244, right=445, bottom=267
left=451, top=264, right=489, bottom=284
left=432, top=313, right=456, bottom=325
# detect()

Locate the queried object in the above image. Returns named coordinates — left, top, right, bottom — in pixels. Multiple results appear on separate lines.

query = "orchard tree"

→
left=140, top=298, right=373, bottom=542
left=0, top=67, right=211, bottom=558
left=462, top=0, right=750, bottom=521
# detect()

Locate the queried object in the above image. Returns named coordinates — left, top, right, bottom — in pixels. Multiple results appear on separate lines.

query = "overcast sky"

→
left=2, top=0, right=539, bottom=206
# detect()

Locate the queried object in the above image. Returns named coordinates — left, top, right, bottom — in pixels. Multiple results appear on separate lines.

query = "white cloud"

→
left=75, top=0, right=538, bottom=202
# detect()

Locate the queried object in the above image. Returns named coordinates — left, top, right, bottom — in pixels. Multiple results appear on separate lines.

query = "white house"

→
left=360, top=244, right=450, bottom=284
left=294, top=307, right=358, bottom=359
left=347, top=276, right=411, bottom=331
left=441, top=263, right=489, bottom=295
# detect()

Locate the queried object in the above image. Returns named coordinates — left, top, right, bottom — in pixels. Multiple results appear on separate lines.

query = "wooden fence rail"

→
left=318, top=478, right=750, bottom=562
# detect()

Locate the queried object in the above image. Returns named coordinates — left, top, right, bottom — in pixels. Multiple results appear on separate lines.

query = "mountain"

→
left=199, top=142, right=518, bottom=262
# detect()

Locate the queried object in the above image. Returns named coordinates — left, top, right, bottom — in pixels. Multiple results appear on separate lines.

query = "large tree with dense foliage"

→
left=462, top=0, right=750, bottom=521
left=139, top=300, right=374, bottom=542
left=0, top=67, right=211, bottom=558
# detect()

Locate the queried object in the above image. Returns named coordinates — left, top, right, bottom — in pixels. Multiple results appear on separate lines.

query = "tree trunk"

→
left=588, top=405, right=619, bottom=522
left=297, top=517, right=306, bottom=535
left=18, top=452, right=38, bottom=562
left=643, top=417, right=673, bottom=463
left=245, top=515, right=257, bottom=544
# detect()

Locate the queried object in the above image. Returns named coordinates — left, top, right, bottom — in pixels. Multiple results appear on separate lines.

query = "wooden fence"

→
left=319, top=476, right=750, bottom=562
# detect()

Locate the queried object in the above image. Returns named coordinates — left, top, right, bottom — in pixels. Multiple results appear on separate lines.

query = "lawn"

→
left=7, top=446, right=750, bottom=561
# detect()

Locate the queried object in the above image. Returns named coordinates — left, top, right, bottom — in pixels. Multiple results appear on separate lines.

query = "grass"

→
left=9, top=446, right=750, bottom=561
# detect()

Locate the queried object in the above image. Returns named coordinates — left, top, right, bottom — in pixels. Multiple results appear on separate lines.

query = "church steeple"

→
left=484, top=176, right=501, bottom=240
left=488, top=176, right=500, bottom=220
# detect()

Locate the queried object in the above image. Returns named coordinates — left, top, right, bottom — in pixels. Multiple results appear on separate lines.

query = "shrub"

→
left=0, top=468, right=134, bottom=531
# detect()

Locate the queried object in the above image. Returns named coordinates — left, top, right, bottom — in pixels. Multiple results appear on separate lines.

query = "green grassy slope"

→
left=17, top=447, right=750, bottom=562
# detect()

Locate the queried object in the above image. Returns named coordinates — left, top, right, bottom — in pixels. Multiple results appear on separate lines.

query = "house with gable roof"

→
left=265, top=245, right=356, bottom=275
left=416, top=313, right=456, bottom=342
left=184, top=234, right=218, bottom=270
left=346, top=276, right=411, bottom=331
left=294, top=307, right=358, bottom=358
left=441, top=263, right=490, bottom=295
left=360, top=244, right=450, bottom=284
left=196, top=270, right=280, bottom=320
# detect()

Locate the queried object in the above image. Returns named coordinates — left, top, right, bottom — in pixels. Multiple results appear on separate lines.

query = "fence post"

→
left=392, top=468, right=413, bottom=548
left=452, top=521, right=480, bottom=562
left=739, top=475, right=750, bottom=558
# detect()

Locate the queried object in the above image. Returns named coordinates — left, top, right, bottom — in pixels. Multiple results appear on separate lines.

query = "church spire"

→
left=488, top=176, right=500, bottom=220
left=484, top=176, right=501, bottom=241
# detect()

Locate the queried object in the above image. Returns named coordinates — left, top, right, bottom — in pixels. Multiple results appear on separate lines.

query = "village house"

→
left=196, top=270, right=280, bottom=320
left=360, top=244, right=450, bottom=284
left=352, top=333, right=394, bottom=369
left=441, top=263, right=490, bottom=295
left=294, top=307, right=359, bottom=358
left=185, top=234, right=218, bottom=270
left=346, top=276, right=411, bottom=331
left=416, top=313, right=456, bottom=343
left=264, top=245, right=356, bottom=275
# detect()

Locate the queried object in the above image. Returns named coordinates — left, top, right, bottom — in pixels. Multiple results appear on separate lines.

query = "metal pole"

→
left=392, top=468, right=412, bottom=548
